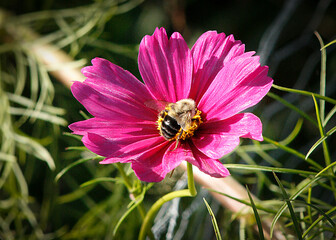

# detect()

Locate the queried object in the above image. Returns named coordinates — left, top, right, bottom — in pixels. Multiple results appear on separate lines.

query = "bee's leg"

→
left=169, top=168, right=175, bottom=178
left=172, top=131, right=183, bottom=151
left=173, top=139, right=179, bottom=151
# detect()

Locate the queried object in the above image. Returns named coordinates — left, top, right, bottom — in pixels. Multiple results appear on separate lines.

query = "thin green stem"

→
left=115, top=163, right=133, bottom=191
left=138, top=189, right=194, bottom=240
left=272, top=84, right=336, bottom=105
left=187, top=162, right=197, bottom=196
left=114, top=163, right=148, bottom=231
left=138, top=162, right=197, bottom=240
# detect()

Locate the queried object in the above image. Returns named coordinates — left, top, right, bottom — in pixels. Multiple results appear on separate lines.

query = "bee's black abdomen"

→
left=161, top=114, right=181, bottom=140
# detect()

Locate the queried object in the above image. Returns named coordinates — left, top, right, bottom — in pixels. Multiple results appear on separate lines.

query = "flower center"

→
left=157, top=100, right=203, bottom=142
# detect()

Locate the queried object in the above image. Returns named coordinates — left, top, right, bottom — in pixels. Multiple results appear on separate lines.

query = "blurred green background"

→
left=1, top=0, right=336, bottom=239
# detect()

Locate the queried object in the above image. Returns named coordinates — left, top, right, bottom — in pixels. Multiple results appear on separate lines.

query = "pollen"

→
left=157, top=108, right=203, bottom=141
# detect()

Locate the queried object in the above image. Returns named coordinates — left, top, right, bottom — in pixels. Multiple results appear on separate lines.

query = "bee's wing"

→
left=144, top=100, right=170, bottom=112
left=179, top=112, right=193, bottom=130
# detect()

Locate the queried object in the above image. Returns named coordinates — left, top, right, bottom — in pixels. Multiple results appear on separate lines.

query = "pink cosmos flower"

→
left=69, top=27, right=273, bottom=182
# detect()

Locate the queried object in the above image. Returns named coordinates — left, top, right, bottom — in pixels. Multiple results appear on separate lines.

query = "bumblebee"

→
left=159, top=99, right=195, bottom=139
left=156, top=99, right=203, bottom=145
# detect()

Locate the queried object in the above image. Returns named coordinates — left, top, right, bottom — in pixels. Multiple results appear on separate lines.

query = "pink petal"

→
left=113, top=140, right=195, bottom=182
left=71, top=81, right=156, bottom=121
left=138, top=27, right=193, bottom=102
left=100, top=135, right=167, bottom=164
left=75, top=119, right=164, bottom=162
left=163, top=142, right=194, bottom=172
left=81, top=58, right=155, bottom=108
left=81, top=133, right=121, bottom=158
left=198, top=54, right=273, bottom=121
left=190, top=32, right=245, bottom=103
left=192, top=113, right=263, bottom=159
left=187, top=142, right=230, bottom=178
left=69, top=118, right=157, bottom=140
left=82, top=133, right=159, bottom=163
left=131, top=142, right=173, bottom=182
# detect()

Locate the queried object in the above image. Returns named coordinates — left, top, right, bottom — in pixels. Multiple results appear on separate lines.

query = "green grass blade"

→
left=314, top=32, right=326, bottom=123
left=12, top=162, right=29, bottom=196
left=302, top=206, right=336, bottom=238
left=14, top=50, right=27, bottom=96
left=207, top=189, right=284, bottom=216
left=272, top=172, right=303, bottom=240
left=263, top=136, right=323, bottom=170
left=203, top=198, right=222, bottom=240
left=267, top=92, right=317, bottom=127
left=14, top=133, right=55, bottom=170
left=63, top=132, right=83, bottom=141
left=323, top=105, right=336, bottom=126
left=113, top=189, right=146, bottom=237
left=224, top=164, right=320, bottom=177
left=272, top=84, right=336, bottom=105
left=0, top=152, right=16, bottom=162
left=305, top=125, right=336, bottom=159
left=296, top=200, right=335, bottom=228
left=312, top=94, right=332, bottom=166
left=66, top=146, right=88, bottom=151
left=246, top=186, right=265, bottom=240
left=79, top=110, right=91, bottom=120
left=88, top=38, right=138, bottom=59
left=6, top=92, right=66, bottom=115
left=312, top=94, right=336, bottom=199
left=321, top=38, right=336, bottom=50
left=315, top=161, right=336, bottom=178
left=279, top=118, right=304, bottom=146
left=80, top=177, right=118, bottom=187
left=9, top=107, right=68, bottom=126
left=55, top=156, right=101, bottom=182
left=270, top=176, right=322, bottom=238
